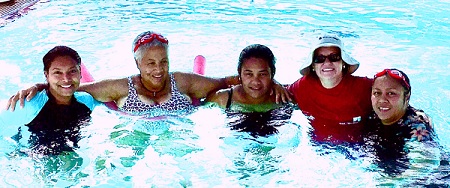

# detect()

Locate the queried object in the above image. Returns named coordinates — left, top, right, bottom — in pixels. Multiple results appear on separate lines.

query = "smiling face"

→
left=371, top=75, right=410, bottom=125
left=44, top=56, right=81, bottom=105
left=239, top=57, right=273, bottom=103
left=136, top=45, right=169, bottom=91
left=312, top=46, right=344, bottom=85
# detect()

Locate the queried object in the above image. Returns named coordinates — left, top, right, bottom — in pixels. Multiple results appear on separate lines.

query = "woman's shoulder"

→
left=288, top=75, right=315, bottom=90
left=172, top=71, right=190, bottom=81
left=171, top=71, right=195, bottom=90
left=401, top=106, right=434, bottom=141
left=0, top=90, right=49, bottom=127
left=348, top=75, right=373, bottom=85
left=342, top=75, right=373, bottom=94
left=404, top=106, right=432, bottom=127
left=205, top=87, right=232, bottom=108
left=74, top=92, right=102, bottom=110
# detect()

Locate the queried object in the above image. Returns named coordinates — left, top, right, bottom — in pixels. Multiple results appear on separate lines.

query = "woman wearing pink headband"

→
left=367, top=68, right=433, bottom=141
left=362, top=68, right=436, bottom=175
left=77, top=31, right=233, bottom=116
left=6, top=31, right=290, bottom=117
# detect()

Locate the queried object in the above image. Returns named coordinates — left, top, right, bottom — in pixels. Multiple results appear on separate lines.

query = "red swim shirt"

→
left=288, top=74, right=373, bottom=143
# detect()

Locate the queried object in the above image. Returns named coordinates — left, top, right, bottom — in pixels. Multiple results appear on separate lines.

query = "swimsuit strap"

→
left=169, top=73, right=177, bottom=93
left=226, top=88, right=233, bottom=110
left=127, top=76, right=137, bottom=96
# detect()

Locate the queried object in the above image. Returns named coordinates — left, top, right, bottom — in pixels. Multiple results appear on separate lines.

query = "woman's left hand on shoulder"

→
left=271, top=81, right=292, bottom=104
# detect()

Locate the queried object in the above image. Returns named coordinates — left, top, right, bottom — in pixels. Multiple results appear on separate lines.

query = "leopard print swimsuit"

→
left=119, top=73, right=194, bottom=116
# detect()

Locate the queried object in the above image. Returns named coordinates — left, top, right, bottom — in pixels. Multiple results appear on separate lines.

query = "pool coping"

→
left=0, top=0, right=39, bottom=20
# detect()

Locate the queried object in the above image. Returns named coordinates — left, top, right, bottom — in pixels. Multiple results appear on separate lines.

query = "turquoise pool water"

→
left=0, top=0, right=449, bottom=187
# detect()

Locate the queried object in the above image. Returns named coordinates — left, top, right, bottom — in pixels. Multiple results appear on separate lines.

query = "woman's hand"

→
left=5, top=84, right=45, bottom=111
left=271, top=81, right=292, bottom=104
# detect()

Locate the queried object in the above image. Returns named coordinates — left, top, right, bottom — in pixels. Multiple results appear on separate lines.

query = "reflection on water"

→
left=226, top=103, right=294, bottom=137
left=0, top=104, right=449, bottom=186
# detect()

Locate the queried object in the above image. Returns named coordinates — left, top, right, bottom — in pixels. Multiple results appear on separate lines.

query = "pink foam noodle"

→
left=192, top=55, right=206, bottom=106
left=80, top=62, right=95, bottom=83
left=193, top=55, right=206, bottom=75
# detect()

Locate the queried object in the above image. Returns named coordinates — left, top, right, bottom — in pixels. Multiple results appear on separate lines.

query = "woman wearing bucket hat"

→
left=287, top=35, right=373, bottom=143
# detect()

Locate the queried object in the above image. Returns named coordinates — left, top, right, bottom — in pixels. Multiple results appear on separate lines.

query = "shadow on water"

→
left=226, top=104, right=294, bottom=138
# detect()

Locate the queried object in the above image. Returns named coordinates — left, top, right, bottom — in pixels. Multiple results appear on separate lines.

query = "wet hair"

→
left=226, top=106, right=292, bottom=137
left=237, top=44, right=276, bottom=78
left=132, top=31, right=169, bottom=61
left=392, top=69, right=411, bottom=101
left=43, top=46, right=81, bottom=72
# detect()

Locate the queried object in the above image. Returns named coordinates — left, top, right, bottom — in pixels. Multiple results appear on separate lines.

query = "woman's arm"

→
left=1, top=90, right=48, bottom=131
left=174, top=72, right=292, bottom=103
left=6, top=78, right=129, bottom=111
left=78, top=78, right=129, bottom=103
left=174, top=72, right=238, bottom=99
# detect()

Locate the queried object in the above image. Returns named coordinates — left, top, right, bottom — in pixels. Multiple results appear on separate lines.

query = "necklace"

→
left=140, top=77, right=165, bottom=97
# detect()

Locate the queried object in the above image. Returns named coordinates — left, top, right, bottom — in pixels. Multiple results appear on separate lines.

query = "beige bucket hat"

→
left=300, top=35, right=360, bottom=76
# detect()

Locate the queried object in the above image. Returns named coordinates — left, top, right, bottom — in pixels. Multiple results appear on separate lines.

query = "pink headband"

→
left=133, top=33, right=168, bottom=52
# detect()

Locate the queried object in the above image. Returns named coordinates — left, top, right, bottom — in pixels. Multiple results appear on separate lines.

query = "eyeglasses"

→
left=133, top=33, right=169, bottom=52
left=374, top=69, right=410, bottom=90
left=313, top=53, right=341, bottom=64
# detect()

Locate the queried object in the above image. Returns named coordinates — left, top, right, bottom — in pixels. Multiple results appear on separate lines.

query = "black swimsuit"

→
left=225, top=88, right=233, bottom=110
left=23, top=92, right=92, bottom=155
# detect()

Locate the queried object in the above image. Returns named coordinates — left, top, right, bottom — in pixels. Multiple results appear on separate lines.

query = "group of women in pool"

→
left=1, top=30, right=434, bottom=156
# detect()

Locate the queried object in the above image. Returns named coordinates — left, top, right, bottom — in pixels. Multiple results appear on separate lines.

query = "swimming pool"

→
left=1, top=0, right=449, bottom=187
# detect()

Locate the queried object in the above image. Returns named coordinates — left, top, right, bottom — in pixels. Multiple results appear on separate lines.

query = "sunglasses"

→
left=133, top=33, right=169, bottom=52
left=374, top=69, right=411, bottom=90
left=313, top=53, right=341, bottom=64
